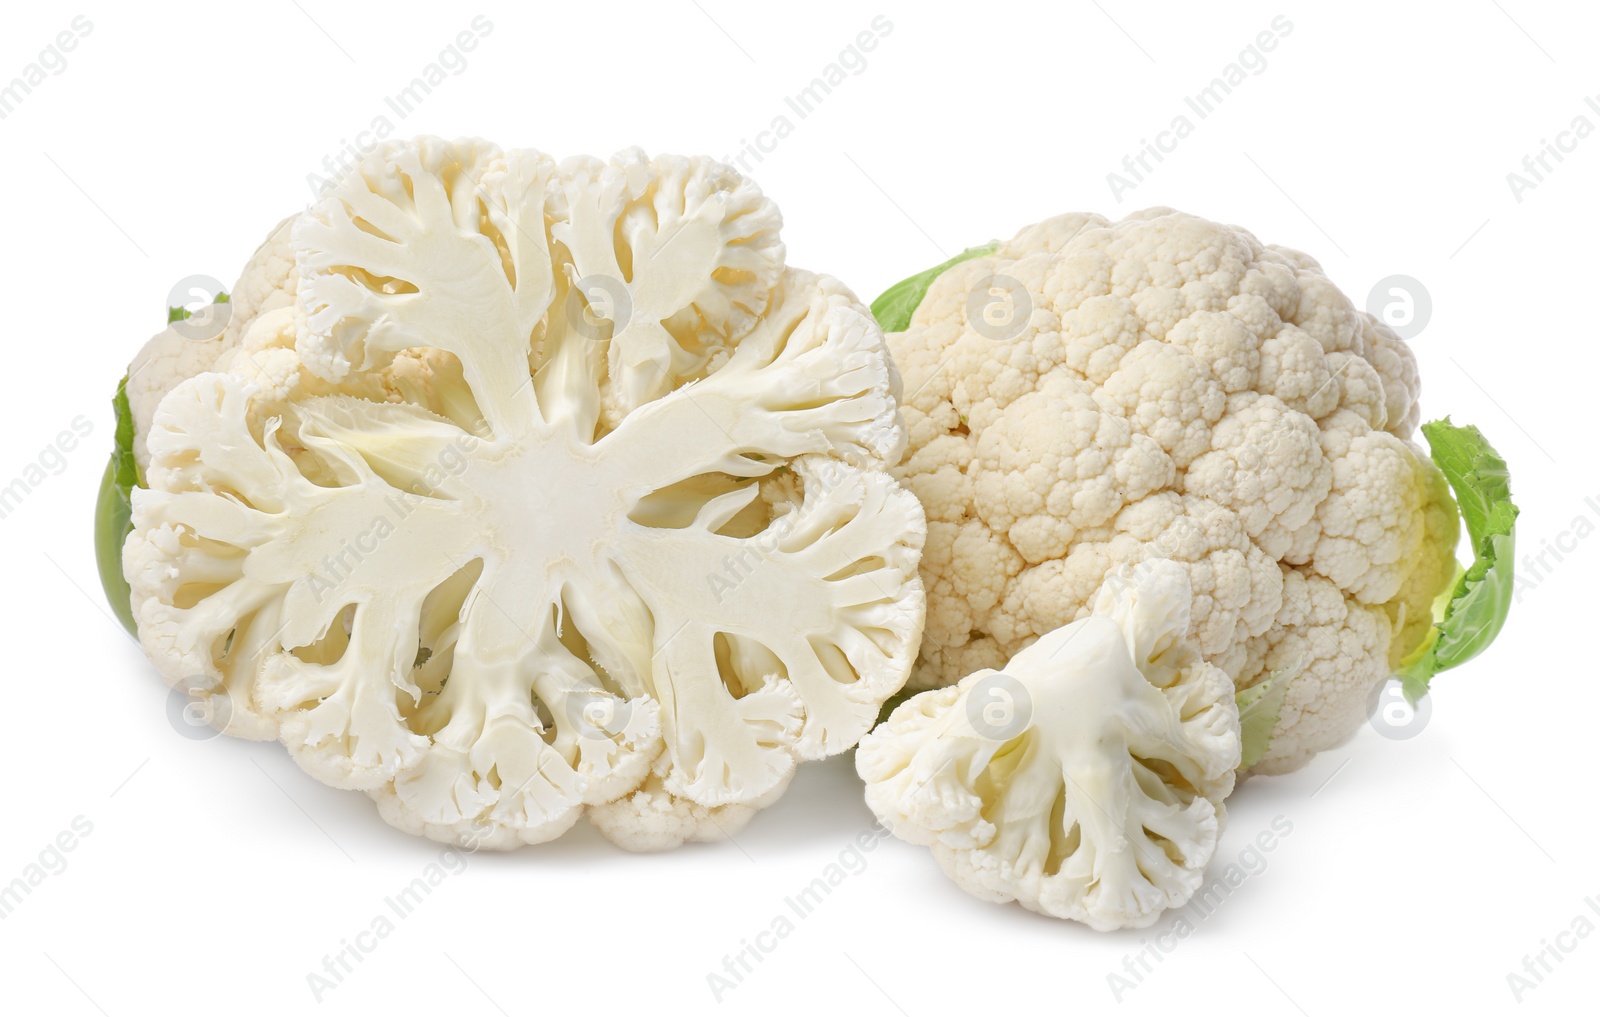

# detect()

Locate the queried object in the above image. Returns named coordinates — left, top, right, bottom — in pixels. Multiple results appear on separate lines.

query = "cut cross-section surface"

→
left=124, top=137, right=926, bottom=851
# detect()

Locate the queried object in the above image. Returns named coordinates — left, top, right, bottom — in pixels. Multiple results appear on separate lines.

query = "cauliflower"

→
left=881, top=208, right=1464, bottom=774
left=118, top=137, right=926, bottom=850
left=857, top=559, right=1240, bottom=930
left=124, top=217, right=298, bottom=474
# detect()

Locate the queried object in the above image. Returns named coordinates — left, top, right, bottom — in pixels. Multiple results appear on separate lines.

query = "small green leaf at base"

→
left=95, top=375, right=140, bottom=635
left=869, top=243, right=997, bottom=333
left=1236, top=666, right=1293, bottom=770
left=168, top=291, right=229, bottom=323
left=1396, top=418, right=1519, bottom=701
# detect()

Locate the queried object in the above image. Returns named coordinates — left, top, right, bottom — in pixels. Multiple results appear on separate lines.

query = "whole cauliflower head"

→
left=889, top=208, right=1458, bottom=773
left=123, top=137, right=926, bottom=850
left=858, top=559, right=1240, bottom=930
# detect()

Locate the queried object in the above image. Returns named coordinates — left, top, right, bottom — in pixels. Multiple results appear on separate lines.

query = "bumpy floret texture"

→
left=858, top=560, right=1241, bottom=930
left=124, top=137, right=926, bottom=850
left=124, top=217, right=300, bottom=473
left=889, top=208, right=1458, bottom=773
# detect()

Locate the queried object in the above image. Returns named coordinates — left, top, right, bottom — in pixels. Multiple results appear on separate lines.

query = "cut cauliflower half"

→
left=858, top=560, right=1240, bottom=930
left=883, top=208, right=1460, bottom=772
left=124, top=137, right=926, bottom=850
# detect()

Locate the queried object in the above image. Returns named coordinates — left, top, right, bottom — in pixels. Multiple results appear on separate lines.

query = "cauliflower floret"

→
left=1167, top=309, right=1261, bottom=394
left=858, top=560, right=1240, bottom=930
left=973, top=374, right=1174, bottom=565
left=1364, top=319, right=1421, bottom=436
left=993, top=492, right=1281, bottom=681
left=1237, top=568, right=1391, bottom=774
left=124, top=218, right=299, bottom=473
left=1258, top=325, right=1341, bottom=420
left=588, top=760, right=794, bottom=851
left=1096, top=340, right=1226, bottom=467
left=221, top=215, right=298, bottom=346
left=1183, top=392, right=1332, bottom=560
left=1310, top=417, right=1427, bottom=604
left=888, top=208, right=1459, bottom=771
left=917, top=518, right=1023, bottom=668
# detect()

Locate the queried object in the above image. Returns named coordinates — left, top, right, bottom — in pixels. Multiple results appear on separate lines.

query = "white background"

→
left=0, top=2, right=1592, bottom=1014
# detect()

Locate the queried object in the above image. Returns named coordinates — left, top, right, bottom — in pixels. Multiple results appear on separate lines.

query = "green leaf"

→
left=1236, top=665, right=1293, bottom=770
left=95, top=375, right=140, bottom=636
left=167, top=289, right=229, bottom=323
left=869, top=243, right=997, bottom=333
left=1395, top=418, right=1519, bottom=700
